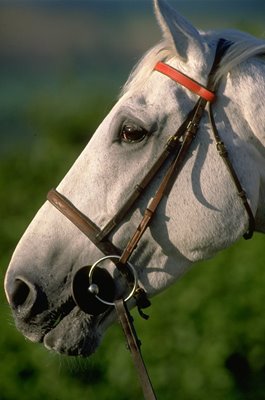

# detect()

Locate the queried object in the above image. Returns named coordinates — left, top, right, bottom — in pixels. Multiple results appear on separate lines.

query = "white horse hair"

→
left=122, top=32, right=265, bottom=96
left=4, top=0, right=265, bottom=357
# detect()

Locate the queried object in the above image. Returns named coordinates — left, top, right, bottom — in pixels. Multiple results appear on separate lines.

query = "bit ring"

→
left=88, top=255, right=138, bottom=306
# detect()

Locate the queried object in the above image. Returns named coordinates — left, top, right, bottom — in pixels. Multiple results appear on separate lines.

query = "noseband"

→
left=47, top=40, right=255, bottom=400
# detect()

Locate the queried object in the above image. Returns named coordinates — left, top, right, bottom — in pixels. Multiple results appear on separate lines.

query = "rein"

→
left=47, top=39, right=255, bottom=400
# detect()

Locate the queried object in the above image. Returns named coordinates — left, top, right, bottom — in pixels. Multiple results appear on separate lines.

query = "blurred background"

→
left=1, top=1, right=265, bottom=399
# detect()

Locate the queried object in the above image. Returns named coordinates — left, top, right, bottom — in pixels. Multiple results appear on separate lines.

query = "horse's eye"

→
left=120, top=123, right=148, bottom=143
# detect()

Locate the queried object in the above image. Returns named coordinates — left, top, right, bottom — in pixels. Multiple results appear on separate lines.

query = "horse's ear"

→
left=154, top=0, right=205, bottom=64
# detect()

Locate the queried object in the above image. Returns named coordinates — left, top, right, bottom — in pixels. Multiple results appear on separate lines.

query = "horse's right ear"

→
left=153, top=0, right=206, bottom=65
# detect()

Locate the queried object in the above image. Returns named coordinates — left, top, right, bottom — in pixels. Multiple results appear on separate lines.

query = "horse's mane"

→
left=213, top=30, right=265, bottom=84
left=121, top=29, right=265, bottom=96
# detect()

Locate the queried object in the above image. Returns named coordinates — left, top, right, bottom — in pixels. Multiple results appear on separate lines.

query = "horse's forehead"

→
left=120, top=74, right=192, bottom=126
left=130, top=71, right=176, bottom=102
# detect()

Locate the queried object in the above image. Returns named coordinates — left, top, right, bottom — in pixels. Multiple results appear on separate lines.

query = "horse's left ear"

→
left=154, top=0, right=206, bottom=65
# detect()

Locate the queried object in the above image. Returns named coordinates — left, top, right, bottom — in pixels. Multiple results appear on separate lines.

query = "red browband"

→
left=154, top=61, right=215, bottom=103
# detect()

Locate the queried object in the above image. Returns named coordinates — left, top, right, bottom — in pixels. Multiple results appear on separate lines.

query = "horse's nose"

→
left=5, top=275, right=47, bottom=318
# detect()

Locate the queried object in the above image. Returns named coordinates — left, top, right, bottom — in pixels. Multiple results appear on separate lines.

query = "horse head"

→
left=4, top=0, right=265, bottom=357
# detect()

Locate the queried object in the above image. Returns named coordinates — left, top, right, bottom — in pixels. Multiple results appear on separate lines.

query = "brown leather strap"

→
left=96, top=105, right=197, bottom=242
left=204, top=38, right=255, bottom=239
left=118, top=97, right=207, bottom=267
left=208, top=103, right=255, bottom=239
left=47, top=189, right=122, bottom=256
left=115, top=300, right=157, bottom=400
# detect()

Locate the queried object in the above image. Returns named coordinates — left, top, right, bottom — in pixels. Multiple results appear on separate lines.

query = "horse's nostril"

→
left=6, top=276, right=47, bottom=318
left=12, top=278, right=32, bottom=308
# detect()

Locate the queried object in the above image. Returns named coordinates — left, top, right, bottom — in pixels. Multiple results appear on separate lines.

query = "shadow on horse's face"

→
left=4, top=0, right=264, bottom=356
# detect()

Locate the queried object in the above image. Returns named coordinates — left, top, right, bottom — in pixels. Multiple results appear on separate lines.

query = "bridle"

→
left=47, top=40, right=255, bottom=400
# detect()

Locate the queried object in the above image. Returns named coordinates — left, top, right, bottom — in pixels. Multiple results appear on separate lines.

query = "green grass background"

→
left=1, top=2, right=265, bottom=399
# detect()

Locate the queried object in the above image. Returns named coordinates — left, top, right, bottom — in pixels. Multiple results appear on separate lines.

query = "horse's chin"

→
left=42, top=306, right=116, bottom=356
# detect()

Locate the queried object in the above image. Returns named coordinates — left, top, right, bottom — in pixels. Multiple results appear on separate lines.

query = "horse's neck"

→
left=237, top=58, right=265, bottom=147
left=236, top=57, right=265, bottom=232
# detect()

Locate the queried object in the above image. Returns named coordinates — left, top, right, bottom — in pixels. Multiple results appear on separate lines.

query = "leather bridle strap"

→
left=154, top=62, right=216, bottom=102
left=115, top=300, right=157, bottom=400
left=205, top=40, right=255, bottom=239
left=95, top=104, right=202, bottom=243
left=117, top=97, right=207, bottom=267
left=208, top=104, right=255, bottom=239
left=47, top=189, right=122, bottom=256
